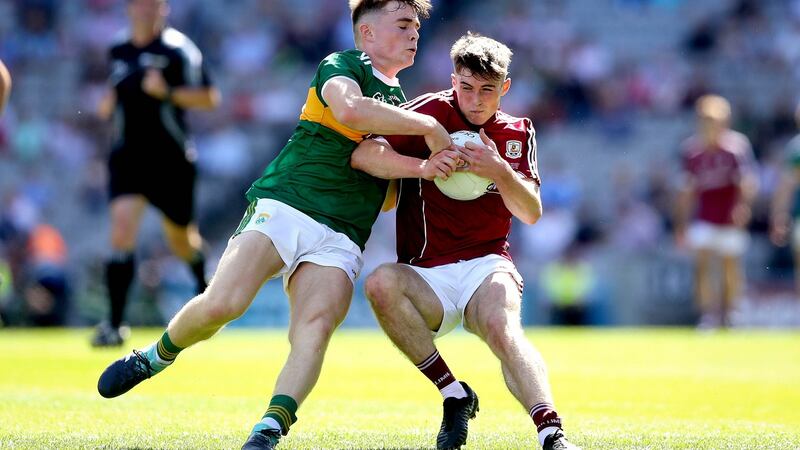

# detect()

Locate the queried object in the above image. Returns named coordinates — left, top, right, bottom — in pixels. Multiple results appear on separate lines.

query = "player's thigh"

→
left=205, top=231, right=284, bottom=310
left=392, top=265, right=447, bottom=331
left=694, top=247, right=714, bottom=271
left=721, top=254, right=741, bottom=274
left=286, top=262, right=353, bottom=337
left=109, top=195, right=147, bottom=240
left=463, top=271, right=523, bottom=338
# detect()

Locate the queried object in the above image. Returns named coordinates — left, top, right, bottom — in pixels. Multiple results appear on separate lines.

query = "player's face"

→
left=370, top=2, right=421, bottom=71
left=127, top=0, right=168, bottom=28
left=452, top=70, right=510, bottom=126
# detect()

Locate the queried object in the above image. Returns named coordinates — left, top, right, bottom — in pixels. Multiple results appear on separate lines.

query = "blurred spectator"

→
left=540, top=241, right=595, bottom=326
left=23, top=223, right=69, bottom=326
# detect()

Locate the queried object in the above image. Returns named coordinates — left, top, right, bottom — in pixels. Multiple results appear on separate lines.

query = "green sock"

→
left=252, top=395, right=298, bottom=436
left=143, top=331, right=183, bottom=373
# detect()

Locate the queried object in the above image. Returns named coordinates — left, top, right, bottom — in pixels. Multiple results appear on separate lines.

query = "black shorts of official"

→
left=108, top=146, right=197, bottom=227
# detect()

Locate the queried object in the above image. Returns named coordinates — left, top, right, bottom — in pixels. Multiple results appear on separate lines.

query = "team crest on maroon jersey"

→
left=505, top=140, right=522, bottom=159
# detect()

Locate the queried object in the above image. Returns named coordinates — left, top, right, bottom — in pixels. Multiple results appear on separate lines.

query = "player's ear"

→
left=359, top=23, right=373, bottom=43
left=500, top=78, right=511, bottom=96
left=451, top=73, right=457, bottom=89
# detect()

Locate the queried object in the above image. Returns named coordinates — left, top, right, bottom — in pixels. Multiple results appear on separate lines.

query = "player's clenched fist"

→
left=421, top=149, right=460, bottom=180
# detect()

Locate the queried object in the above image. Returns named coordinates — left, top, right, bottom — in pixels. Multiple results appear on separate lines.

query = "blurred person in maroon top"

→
left=352, top=33, right=579, bottom=450
left=674, top=94, right=758, bottom=328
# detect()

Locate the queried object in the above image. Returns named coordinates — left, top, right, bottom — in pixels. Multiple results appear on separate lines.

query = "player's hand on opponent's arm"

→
left=456, top=128, right=512, bottom=179
left=421, top=148, right=460, bottom=181
left=142, top=69, right=169, bottom=100
left=351, top=138, right=458, bottom=180
left=322, top=77, right=450, bottom=150
left=424, top=120, right=452, bottom=155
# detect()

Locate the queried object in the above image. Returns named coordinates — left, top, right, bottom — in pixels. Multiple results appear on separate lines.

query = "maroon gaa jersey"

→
left=383, top=89, right=539, bottom=268
left=681, top=130, right=754, bottom=226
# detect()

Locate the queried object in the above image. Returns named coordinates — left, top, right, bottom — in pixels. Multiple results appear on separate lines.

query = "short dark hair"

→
left=450, top=32, right=513, bottom=82
left=350, top=0, right=432, bottom=26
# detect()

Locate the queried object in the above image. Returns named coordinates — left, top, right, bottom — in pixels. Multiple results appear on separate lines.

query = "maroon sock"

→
left=416, top=350, right=456, bottom=389
left=529, top=402, right=563, bottom=433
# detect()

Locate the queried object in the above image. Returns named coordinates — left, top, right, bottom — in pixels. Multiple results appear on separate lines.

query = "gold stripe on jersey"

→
left=299, top=87, right=366, bottom=142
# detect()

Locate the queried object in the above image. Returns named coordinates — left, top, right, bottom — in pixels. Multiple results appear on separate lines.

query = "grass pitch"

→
left=0, top=327, right=798, bottom=449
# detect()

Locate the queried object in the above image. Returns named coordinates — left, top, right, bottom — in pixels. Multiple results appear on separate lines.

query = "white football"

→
left=433, top=130, right=493, bottom=201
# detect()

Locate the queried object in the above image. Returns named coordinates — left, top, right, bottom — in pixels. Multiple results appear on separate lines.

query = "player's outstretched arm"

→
left=0, top=59, right=11, bottom=115
left=351, top=138, right=459, bottom=180
left=322, top=77, right=450, bottom=153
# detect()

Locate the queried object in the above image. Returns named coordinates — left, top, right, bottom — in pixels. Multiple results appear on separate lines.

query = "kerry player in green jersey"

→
left=97, top=1, right=454, bottom=449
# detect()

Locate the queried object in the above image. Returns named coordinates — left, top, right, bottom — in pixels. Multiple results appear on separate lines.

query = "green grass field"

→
left=0, top=328, right=798, bottom=449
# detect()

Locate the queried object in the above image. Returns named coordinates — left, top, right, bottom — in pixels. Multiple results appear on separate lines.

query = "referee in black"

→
left=92, top=0, right=220, bottom=346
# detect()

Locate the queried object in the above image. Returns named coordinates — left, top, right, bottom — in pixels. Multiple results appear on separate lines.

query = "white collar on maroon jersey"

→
left=372, top=67, right=400, bottom=87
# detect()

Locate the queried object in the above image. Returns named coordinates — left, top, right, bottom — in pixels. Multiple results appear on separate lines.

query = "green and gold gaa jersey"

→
left=246, top=50, right=406, bottom=249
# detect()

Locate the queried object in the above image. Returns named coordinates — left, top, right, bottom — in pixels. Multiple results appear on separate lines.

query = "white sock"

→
left=142, top=343, right=173, bottom=373
left=439, top=380, right=467, bottom=399
left=252, top=417, right=282, bottom=434
left=538, top=427, right=560, bottom=447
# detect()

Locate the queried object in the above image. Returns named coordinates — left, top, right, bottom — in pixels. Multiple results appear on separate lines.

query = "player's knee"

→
left=482, top=313, right=517, bottom=355
left=294, top=310, right=340, bottom=345
left=364, top=264, right=400, bottom=308
left=202, top=291, right=248, bottom=324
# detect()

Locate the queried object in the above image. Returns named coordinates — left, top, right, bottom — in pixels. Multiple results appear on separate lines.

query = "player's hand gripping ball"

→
left=434, top=130, right=493, bottom=201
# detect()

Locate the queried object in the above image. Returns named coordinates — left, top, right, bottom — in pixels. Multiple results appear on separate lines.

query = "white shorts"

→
left=687, top=221, right=749, bottom=256
left=405, top=254, right=522, bottom=339
left=233, top=198, right=363, bottom=291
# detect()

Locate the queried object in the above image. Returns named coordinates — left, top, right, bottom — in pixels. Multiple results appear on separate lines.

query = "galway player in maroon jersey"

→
left=674, top=95, right=758, bottom=329
left=351, top=33, right=579, bottom=450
